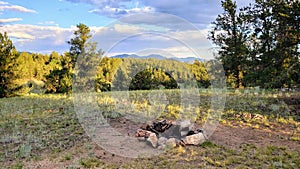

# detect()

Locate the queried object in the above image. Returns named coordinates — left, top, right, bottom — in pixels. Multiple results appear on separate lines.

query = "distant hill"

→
left=110, top=54, right=204, bottom=63
left=174, top=57, right=205, bottom=63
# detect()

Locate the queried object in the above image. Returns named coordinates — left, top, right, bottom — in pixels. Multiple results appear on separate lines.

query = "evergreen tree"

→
left=0, top=32, right=19, bottom=97
left=68, top=23, right=92, bottom=68
left=242, top=0, right=300, bottom=88
left=45, top=52, right=73, bottom=93
left=45, top=23, right=93, bottom=93
left=209, top=0, right=248, bottom=88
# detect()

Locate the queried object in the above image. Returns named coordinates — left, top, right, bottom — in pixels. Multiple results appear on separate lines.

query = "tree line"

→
left=210, top=0, right=300, bottom=88
left=0, top=24, right=209, bottom=98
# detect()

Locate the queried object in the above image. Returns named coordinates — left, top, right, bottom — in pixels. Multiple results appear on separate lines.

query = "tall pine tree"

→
left=209, top=0, right=248, bottom=88
left=0, top=32, right=19, bottom=97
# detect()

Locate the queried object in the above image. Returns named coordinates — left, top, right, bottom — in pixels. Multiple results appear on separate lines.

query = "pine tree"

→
left=0, top=32, right=19, bottom=97
left=209, top=0, right=248, bottom=88
left=45, top=23, right=93, bottom=93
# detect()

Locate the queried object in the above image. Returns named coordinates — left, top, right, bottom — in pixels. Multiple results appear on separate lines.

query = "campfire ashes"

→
left=135, top=119, right=206, bottom=149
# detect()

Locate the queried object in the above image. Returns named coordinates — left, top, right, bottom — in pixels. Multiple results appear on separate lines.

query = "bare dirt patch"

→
left=22, top=141, right=132, bottom=169
left=109, top=116, right=300, bottom=152
left=210, top=123, right=300, bottom=151
left=22, top=116, right=300, bottom=168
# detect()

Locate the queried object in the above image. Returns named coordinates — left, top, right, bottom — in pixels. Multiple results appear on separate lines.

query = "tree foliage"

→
left=0, top=32, right=19, bottom=97
left=210, top=0, right=300, bottom=88
left=209, top=0, right=249, bottom=88
left=129, top=68, right=178, bottom=90
left=45, top=23, right=93, bottom=93
left=68, top=23, right=92, bottom=67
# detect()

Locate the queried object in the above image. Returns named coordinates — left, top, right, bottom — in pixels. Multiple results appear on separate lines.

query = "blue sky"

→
left=0, top=0, right=113, bottom=27
left=0, top=0, right=253, bottom=59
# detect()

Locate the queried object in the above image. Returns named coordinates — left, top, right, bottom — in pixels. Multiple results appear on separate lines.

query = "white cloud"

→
left=0, top=17, right=22, bottom=23
left=66, top=0, right=130, bottom=8
left=38, top=21, right=59, bottom=26
left=67, top=0, right=254, bottom=30
left=7, top=32, right=35, bottom=40
left=67, top=0, right=154, bottom=18
left=140, top=0, right=254, bottom=26
left=0, top=24, right=74, bottom=53
left=164, top=46, right=195, bottom=58
left=113, top=24, right=141, bottom=33
left=91, top=22, right=215, bottom=59
left=0, top=1, right=8, bottom=5
left=0, top=5, right=36, bottom=13
left=164, top=45, right=215, bottom=60
left=0, top=21, right=215, bottom=59
left=88, top=6, right=154, bottom=18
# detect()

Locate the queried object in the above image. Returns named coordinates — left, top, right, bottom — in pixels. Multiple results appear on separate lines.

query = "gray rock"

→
left=161, top=125, right=181, bottom=139
left=136, top=129, right=152, bottom=138
left=165, top=138, right=177, bottom=148
left=179, top=120, right=191, bottom=129
left=157, top=145, right=166, bottom=150
left=158, top=136, right=168, bottom=146
left=183, top=133, right=205, bottom=145
left=180, top=130, right=188, bottom=137
left=147, top=133, right=158, bottom=148
left=179, top=120, right=194, bottom=137
left=137, top=137, right=146, bottom=142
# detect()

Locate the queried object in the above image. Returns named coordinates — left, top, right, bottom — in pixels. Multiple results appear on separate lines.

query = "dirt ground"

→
left=109, top=117, right=298, bottom=151
left=21, top=92, right=300, bottom=168
left=210, top=123, right=300, bottom=151
left=21, top=116, right=300, bottom=169
left=109, top=116, right=300, bottom=152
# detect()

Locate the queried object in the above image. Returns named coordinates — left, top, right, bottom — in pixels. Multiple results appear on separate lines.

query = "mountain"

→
left=173, top=57, right=204, bottom=63
left=110, top=54, right=204, bottom=63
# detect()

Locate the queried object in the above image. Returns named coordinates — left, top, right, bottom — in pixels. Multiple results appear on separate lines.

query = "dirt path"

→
left=210, top=123, right=300, bottom=151
left=108, top=117, right=300, bottom=151
left=22, top=118, right=300, bottom=168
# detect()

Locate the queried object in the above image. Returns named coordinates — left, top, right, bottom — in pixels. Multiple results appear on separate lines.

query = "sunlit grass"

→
left=0, top=89, right=299, bottom=168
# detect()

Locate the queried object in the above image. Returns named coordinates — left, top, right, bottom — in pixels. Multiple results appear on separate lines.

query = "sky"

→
left=0, top=0, right=253, bottom=59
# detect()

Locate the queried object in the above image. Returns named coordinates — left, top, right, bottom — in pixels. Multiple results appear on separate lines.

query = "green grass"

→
left=0, top=94, right=89, bottom=166
left=0, top=89, right=299, bottom=168
left=121, top=141, right=300, bottom=169
left=79, top=157, right=102, bottom=168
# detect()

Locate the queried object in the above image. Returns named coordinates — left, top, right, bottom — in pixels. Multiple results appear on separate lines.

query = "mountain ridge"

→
left=110, top=54, right=204, bottom=63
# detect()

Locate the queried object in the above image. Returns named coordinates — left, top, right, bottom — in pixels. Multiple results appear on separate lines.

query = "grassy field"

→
left=0, top=89, right=300, bottom=168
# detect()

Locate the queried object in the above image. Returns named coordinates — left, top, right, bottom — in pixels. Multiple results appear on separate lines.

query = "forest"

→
left=0, top=23, right=211, bottom=98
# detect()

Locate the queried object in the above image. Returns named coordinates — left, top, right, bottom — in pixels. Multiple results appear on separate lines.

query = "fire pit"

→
left=135, top=119, right=206, bottom=149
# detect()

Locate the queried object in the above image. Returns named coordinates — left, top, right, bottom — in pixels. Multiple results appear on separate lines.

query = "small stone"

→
left=158, top=137, right=168, bottom=146
left=147, top=133, right=158, bottom=148
left=183, top=133, right=205, bottom=145
left=180, top=131, right=188, bottom=137
left=136, top=129, right=152, bottom=138
left=180, top=120, right=191, bottom=129
left=165, top=138, right=177, bottom=148
left=137, top=137, right=146, bottom=142
left=157, top=145, right=166, bottom=150
left=179, top=120, right=194, bottom=137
